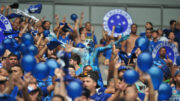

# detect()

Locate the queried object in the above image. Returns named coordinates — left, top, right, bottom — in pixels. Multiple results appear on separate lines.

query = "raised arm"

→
left=54, top=68, right=67, bottom=100
left=79, top=12, right=84, bottom=28
left=53, top=15, right=60, bottom=33
left=0, top=5, right=5, bottom=14
left=5, top=5, right=12, bottom=16
left=110, top=26, right=115, bottom=39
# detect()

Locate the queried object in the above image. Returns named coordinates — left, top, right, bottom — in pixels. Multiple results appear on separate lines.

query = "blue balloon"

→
left=115, top=25, right=122, bottom=33
left=46, top=59, right=59, bottom=76
left=27, top=45, right=38, bottom=56
left=148, top=66, right=163, bottom=90
left=137, top=52, right=153, bottom=72
left=22, top=33, right=34, bottom=45
left=176, top=56, right=180, bottom=66
left=123, top=70, right=139, bottom=85
left=21, top=55, right=36, bottom=72
left=19, top=43, right=27, bottom=55
left=43, top=30, right=50, bottom=37
left=70, top=14, right=78, bottom=21
left=32, top=62, right=49, bottom=80
left=158, top=83, right=172, bottom=100
left=0, top=43, right=5, bottom=56
left=67, top=81, right=82, bottom=100
left=3, top=38, right=12, bottom=49
left=135, top=37, right=149, bottom=51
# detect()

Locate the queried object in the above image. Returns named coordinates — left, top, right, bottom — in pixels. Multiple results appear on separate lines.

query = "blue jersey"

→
left=87, top=33, right=97, bottom=45
left=58, top=34, right=71, bottom=43
left=149, top=40, right=161, bottom=52
left=90, top=88, right=111, bottom=101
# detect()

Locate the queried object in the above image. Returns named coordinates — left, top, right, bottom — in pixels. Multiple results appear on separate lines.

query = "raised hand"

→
left=55, top=15, right=59, bottom=21
left=114, top=55, right=121, bottom=69
left=54, top=68, right=64, bottom=80
left=0, top=5, right=5, bottom=13
left=80, top=12, right=84, bottom=19
left=64, top=40, right=73, bottom=53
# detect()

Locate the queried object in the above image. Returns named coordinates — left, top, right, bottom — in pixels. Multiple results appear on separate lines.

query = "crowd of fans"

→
left=0, top=3, right=180, bottom=101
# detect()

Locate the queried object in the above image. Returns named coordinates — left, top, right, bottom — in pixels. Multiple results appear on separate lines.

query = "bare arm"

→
left=53, top=15, right=60, bottom=33
left=79, top=12, right=84, bottom=28
left=5, top=5, right=12, bottom=16
left=110, top=26, right=115, bottom=39
left=36, top=33, right=43, bottom=47
left=19, top=24, right=29, bottom=37
left=54, top=68, right=67, bottom=100
left=0, top=5, right=5, bottom=14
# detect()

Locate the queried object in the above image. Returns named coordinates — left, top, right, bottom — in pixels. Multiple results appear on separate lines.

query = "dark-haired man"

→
left=83, top=71, right=111, bottom=101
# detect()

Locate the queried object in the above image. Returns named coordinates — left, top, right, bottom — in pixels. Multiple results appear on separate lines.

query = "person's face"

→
left=13, top=22, right=20, bottom=31
left=38, top=26, right=44, bottom=34
left=1, top=59, right=7, bottom=67
left=0, top=68, right=8, bottom=76
left=83, top=77, right=96, bottom=91
left=11, top=66, right=23, bottom=77
left=44, top=22, right=51, bottom=30
left=81, top=28, right=87, bottom=34
left=69, top=59, right=74, bottom=65
left=145, top=23, right=152, bottom=29
left=171, top=22, right=176, bottom=29
left=108, top=79, right=115, bottom=87
left=85, top=23, right=91, bottom=32
left=175, top=73, right=180, bottom=85
left=152, top=32, right=158, bottom=39
left=8, top=56, right=18, bottom=67
left=168, top=32, right=175, bottom=40
left=159, top=48, right=166, bottom=58
left=68, top=68, right=76, bottom=77
left=83, top=66, right=92, bottom=74
left=81, top=33, right=86, bottom=42
left=14, top=18, right=21, bottom=24
left=118, top=70, right=126, bottom=78
left=131, top=25, right=137, bottom=34
left=146, top=30, right=151, bottom=39
left=115, top=48, right=120, bottom=55
left=125, top=85, right=138, bottom=101
left=157, top=29, right=163, bottom=36
left=0, top=83, right=6, bottom=93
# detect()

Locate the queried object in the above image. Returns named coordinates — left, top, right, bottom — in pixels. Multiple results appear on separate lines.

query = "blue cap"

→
left=174, top=70, right=180, bottom=76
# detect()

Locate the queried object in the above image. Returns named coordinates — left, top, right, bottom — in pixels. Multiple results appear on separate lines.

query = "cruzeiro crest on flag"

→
left=0, top=14, right=13, bottom=42
left=103, top=9, right=133, bottom=37
left=152, top=42, right=179, bottom=64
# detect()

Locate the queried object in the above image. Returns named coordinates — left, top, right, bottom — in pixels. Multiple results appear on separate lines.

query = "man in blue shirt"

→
left=85, top=22, right=97, bottom=45
left=83, top=71, right=111, bottom=101
left=149, top=30, right=161, bottom=53
left=140, top=22, right=153, bottom=37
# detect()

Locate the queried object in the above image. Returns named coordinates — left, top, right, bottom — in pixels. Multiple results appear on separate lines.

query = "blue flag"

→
left=47, top=38, right=65, bottom=50
left=28, top=4, right=42, bottom=14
